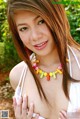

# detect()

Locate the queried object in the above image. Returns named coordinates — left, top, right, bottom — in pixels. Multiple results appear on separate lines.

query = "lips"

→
left=34, top=41, right=48, bottom=50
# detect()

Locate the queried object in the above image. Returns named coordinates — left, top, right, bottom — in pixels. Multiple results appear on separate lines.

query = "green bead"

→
left=40, top=72, right=44, bottom=78
left=53, top=73, right=56, bottom=79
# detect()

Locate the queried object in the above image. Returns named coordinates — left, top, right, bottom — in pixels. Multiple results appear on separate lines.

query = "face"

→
left=14, top=10, right=55, bottom=57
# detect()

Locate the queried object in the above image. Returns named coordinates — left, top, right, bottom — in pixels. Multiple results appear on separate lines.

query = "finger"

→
left=13, top=96, right=17, bottom=110
left=59, top=110, right=67, bottom=119
left=22, top=94, right=28, bottom=116
left=15, top=96, right=23, bottom=116
left=28, top=103, right=34, bottom=118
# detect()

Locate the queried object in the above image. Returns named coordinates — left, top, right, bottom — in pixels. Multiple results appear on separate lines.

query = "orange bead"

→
left=47, top=73, right=50, bottom=81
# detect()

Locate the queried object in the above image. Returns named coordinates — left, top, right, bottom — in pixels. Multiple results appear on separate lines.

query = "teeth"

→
left=36, top=42, right=46, bottom=47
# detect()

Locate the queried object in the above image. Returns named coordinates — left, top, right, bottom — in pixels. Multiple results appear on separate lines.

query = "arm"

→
left=9, top=61, right=26, bottom=90
left=9, top=61, right=43, bottom=119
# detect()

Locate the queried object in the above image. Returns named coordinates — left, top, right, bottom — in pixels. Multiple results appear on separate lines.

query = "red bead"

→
left=47, top=73, right=50, bottom=81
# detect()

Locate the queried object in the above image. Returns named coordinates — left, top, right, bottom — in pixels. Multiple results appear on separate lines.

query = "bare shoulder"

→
left=9, top=61, right=27, bottom=90
left=70, top=46, right=80, bottom=80
left=72, top=47, right=80, bottom=63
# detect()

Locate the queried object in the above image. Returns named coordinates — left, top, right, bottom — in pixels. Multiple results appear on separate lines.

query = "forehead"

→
left=14, top=10, right=40, bottom=22
left=15, top=10, right=37, bottom=16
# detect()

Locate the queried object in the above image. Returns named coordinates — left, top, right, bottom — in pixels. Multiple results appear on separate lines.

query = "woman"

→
left=7, top=0, right=80, bottom=119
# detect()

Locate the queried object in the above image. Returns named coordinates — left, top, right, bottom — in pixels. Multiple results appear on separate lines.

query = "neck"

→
left=32, top=49, right=62, bottom=81
left=36, top=48, right=60, bottom=68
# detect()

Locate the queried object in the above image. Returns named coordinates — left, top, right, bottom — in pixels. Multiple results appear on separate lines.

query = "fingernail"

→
left=17, top=97, right=22, bottom=105
left=30, top=102, right=33, bottom=107
left=23, top=94, right=27, bottom=100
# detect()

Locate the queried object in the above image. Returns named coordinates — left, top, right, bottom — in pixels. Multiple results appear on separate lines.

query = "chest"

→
left=21, top=71, right=69, bottom=119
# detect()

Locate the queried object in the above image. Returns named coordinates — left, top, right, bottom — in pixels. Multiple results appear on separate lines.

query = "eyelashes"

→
left=38, top=19, right=45, bottom=25
left=19, top=27, right=28, bottom=32
left=18, top=19, right=45, bottom=32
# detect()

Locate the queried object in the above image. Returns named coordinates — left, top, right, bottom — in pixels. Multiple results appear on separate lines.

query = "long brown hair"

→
left=7, top=0, right=80, bottom=103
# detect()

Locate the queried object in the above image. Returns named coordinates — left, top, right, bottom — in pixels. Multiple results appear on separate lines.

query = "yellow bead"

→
left=39, top=69, right=42, bottom=74
left=44, top=72, right=47, bottom=76
left=49, top=72, right=53, bottom=76
left=57, top=69, right=62, bottom=74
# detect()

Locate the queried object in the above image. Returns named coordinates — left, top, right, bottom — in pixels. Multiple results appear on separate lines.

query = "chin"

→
left=36, top=50, right=52, bottom=57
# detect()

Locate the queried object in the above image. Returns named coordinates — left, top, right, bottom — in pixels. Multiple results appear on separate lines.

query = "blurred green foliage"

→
left=0, top=0, right=80, bottom=72
left=0, top=0, right=21, bottom=72
left=64, top=0, right=80, bottom=43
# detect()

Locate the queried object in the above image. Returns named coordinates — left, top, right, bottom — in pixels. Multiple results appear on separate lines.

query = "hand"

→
left=59, top=109, right=80, bottom=119
left=13, top=95, right=39, bottom=119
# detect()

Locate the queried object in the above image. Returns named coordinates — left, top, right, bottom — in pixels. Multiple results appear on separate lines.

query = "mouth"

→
left=34, top=41, right=48, bottom=50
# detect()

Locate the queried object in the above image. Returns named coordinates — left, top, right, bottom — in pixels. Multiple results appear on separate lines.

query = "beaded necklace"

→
left=31, top=53, right=67, bottom=81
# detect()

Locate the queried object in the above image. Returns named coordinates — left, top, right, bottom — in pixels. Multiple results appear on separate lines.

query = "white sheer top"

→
left=14, top=46, right=80, bottom=118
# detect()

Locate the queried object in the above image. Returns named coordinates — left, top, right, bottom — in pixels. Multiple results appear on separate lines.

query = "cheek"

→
left=42, top=25, right=52, bottom=37
left=44, top=26, right=53, bottom=39
left=19, top=33, right=30, bottom=45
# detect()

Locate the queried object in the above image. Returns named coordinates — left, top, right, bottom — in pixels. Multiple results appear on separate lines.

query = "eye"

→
left=19, top=27, right=28, bottom=32
left=38, top=19, right=45, bottom=25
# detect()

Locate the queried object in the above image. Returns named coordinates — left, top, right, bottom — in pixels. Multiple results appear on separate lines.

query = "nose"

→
left=30, top=27, right=42, bottom=41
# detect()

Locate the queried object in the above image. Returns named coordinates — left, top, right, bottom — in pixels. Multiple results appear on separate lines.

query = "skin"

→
left=10, top=10, right=80, bottom=119
left=15, top=10, right=60, bottom=66
left=13, top=95, right=40, bottom=119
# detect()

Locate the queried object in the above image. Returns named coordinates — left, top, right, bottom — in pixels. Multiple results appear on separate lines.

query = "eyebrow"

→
left=17, top=15, right=40, bottom=27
